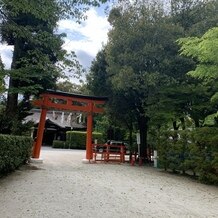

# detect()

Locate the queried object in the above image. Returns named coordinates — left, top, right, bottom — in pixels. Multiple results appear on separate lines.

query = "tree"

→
left=56, top=80, right=83, bottom=93
left=153, top=0, right=218, bottom=129
left=178, top=27, right=218, bottom=104
left=170, top=0, right=218, bottom=36
left=105, top=1, right=188, bottom=161
left=158, top=0, right=218, bottom=129
left=86, top=48, right=110, bottom=97
left=0, top=0, right=107, bottom=133
left=87, top=48, right=136, bottom=146
left=87, top=0, right=218, bottom=161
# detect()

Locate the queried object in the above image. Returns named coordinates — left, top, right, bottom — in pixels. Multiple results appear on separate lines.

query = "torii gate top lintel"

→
left=34, top=89, right=108, bottom=113
left=32, top=89, right=108, bottom=160
left=45, top=89, right=108, bottom=101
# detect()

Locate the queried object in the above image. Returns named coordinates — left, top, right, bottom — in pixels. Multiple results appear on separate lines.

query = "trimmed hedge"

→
left=0, top=134, right=33, bottom=176
left=66, top=131, right=103, bottom=149
left=52, top=140, right=66, bottom=149
left=158, top=127, right=218, bottom=185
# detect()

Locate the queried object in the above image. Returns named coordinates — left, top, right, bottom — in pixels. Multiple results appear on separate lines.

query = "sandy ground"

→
left=0, top=147, right=218, bottom=218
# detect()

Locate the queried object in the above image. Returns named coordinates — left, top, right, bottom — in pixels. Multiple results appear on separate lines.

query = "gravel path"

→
left=0, top=147, right=218, bottom=218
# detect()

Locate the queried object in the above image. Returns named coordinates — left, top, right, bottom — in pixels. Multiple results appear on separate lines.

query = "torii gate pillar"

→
left=86, top=102, right=94, bottom=160
left=32, top=107, right=47, bottom=158
left=32, top=96, right=49, bottom=159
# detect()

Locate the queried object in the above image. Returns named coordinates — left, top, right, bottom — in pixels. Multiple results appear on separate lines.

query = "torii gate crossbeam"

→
left=32, top=90, right=107, bottom=161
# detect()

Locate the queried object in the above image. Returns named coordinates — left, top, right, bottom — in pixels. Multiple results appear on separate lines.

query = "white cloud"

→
left=0, top=43, right=13, bottom=69
left=59, top=8, right=111, bottom=61
left=0, top=7, right=111, bottom=75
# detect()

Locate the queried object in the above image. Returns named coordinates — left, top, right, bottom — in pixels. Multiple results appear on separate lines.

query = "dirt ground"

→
left=0, top=147, right=218, bottom=218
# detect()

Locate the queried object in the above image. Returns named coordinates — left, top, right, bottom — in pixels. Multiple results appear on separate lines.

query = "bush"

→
left=0, top=134, right=33, bottom=176
left=158, top=128, right=218, bottom=185
left=92, top=132, right=104, bottom=144
left=193, top=128, right=218, bottom=184
left=52, top=140, right=66, bottom=149
left=66, top=131, right=103, bottom=149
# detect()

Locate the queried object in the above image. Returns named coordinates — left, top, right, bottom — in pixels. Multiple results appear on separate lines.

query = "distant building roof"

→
left=25, top=109, right=86, bottom=129
left=45, top=89, right=108, bottom=101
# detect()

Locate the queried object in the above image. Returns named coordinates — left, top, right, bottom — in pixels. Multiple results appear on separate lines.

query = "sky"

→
left=0, top=4, right=111, bottom=83
left=58, top=5, right=111, bottom=71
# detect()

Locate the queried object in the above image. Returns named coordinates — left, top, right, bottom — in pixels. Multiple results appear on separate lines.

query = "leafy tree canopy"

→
left=0, top=0, right=108, bottom=134
left=56, top=80, right=83, bottom=93
left=0, top=0, right=107, bottom=23
left=170, top=0, right=218, bottom=35
left=178, top=27, right=218, bottom=81
left=178, top=27, right=218, bottom=105
left=87, top=0, right=218, bottom=155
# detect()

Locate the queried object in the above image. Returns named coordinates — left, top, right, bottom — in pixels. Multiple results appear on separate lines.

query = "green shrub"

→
left=92, top=132, right=104, bottom=144
left=157, top=131, right=169, bottom=170
left=66, top=131, right=86, bottom=149
left=158, top=128, right=218, bottom=185
left=66, top=131, right=103, bottom=149
left=0, top=134, right=33, bottom=176
left=193, top=128, right=218, bottom=185
left=52, top=140, right=66, bottom=149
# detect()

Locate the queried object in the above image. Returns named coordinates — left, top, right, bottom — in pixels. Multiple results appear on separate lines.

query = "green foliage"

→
left=94, top=115, right=127, bottom=141
left=0, top=0, right=107, bottom=134
left=92, top=132, right=104, bottom=143
left=157, top=131, right=171, bottom=170
left=0, top=134, right=33, bottom=176
left=93, top=115, right=110, bottom=140
left=56, top=80, right=83, bottom=94
left=178, top=27, right=218, bottom=81
left=104, top=1, right=191, bottom=157
left=0, top=99, right=34, bottom=135
left=66, top=131, right=103, bottom=149
left=86, top=48, right=110, bottom=96
left=158, top=128, right=218, bottom=185
left=170, top=0, right=218, bottom=35
left=0, top=0, right=107, bottom=28
left=0, top=56, right=5, bottom=93
left=1, top=4, right=83, bottom=96
left=157, top=81, right=217, bottom=128
left=52, top=140, right=66, bottom=149
left=87, top=0, right=218, bottom=161
left=66, top=131, right=86, bottom=149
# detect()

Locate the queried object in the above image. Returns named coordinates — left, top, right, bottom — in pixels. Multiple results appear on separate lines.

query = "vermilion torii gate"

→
left=32, top=90, right=107, bottom=161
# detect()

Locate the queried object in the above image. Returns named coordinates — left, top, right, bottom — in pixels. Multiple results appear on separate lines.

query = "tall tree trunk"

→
left=6, top=39, right=22, bottom=118
left=6, top=77, right=18, bottom=117
left=128, top=120, right=133, bottom=149
left=129, top=123, right=133, bottom=148
left=138, top=115, right=149, bottom=161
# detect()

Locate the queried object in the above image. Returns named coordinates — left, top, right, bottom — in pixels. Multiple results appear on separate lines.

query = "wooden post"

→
left=121, top=145, right=125, bottom=163
left=86, top=102, right=93, bottom=160
left=106, top=144, right=109, bottom=162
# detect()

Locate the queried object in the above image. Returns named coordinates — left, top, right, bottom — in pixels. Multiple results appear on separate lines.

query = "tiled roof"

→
left=25, top=109, right=86, bottom=129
